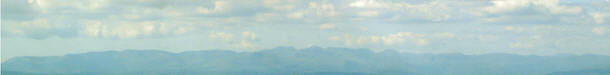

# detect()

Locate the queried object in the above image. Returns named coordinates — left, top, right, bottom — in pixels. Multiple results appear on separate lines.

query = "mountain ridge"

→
left=3, top=46, right=610, bottom=75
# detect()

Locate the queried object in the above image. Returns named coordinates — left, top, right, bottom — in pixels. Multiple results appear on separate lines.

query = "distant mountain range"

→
left=2, top=46, right=610, bottom=75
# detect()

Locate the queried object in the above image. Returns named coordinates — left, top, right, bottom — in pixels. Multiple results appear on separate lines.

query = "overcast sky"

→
left=2, top=0, right=610, bottom=61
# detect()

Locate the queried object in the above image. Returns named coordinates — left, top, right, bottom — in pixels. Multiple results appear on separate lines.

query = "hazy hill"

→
left=2, top=47, right=610, bottom=75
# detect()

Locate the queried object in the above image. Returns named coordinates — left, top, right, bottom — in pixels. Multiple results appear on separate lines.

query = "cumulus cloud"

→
left=308, top=2, right=338, bottom=17
left=591, top=13, right=610, bottom=24
left=335, top=32, right=430, bottom=46
left=510, top=42, right=535, bottom=48
left=328, top=36, right=342, bottom=41
left=78, top=20, right=195, bottom=39
left=3, top=0, right=608, bottom=40
left=208, top=31, right=260, bottom=50
left=593, top=27, right=609, bottom=35
left=331, top=31, right=505, bottom=50
left=503, top=25, right=562, bottom=34
left=319, top=23, right=336, bottom=30
left=357, top=11, right=380, bottom=17
left=234, top=32, right=260, bottom=50
left=82, top=21, right=154, bottom=38
left=1, top=18, right=79, bottom=39
left=476, top=0, right=588, bottom=24
left=348, top=0, right=454, bottom=22
left=483, top=0, right=581, bottom=14
left=504, top=26, right=525, bottom=33
left=3, top=0, right=610, bottom=57
left=241, top=31, right=257, bottom=40
left=209, top=32, right=234, bottom=41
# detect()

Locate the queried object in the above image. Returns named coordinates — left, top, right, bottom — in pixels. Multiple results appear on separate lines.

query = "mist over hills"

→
left=2, top=46, right=610, bottom=75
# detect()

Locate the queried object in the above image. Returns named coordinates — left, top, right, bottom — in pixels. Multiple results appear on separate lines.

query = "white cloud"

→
left=208, top=31, right=260, bottom=50
left=411, top=38, right=429, bottom=46
left=349, top=0, right=453, bottom=22
left=484, top=0, right=530, bottom=13
left=209, top=32, right=234, bottom=41
left=328, top=36, right=341, bottom=41
left=505, top=26, right=524, bottom=33
left=235, top=32, right=259, bottom=50
left=335, top=32, right=429, bottom=46
left=307, top=2, right=337, bottom=17
left=504, top=26, right=516, bottom=31
left=591, top=13, right=610, bottom=24
left=233, top=40, right=257, bottom=50
left=476, top=0, right=586, bottom=24
left=19, top=18, right=53, bottom=29
left=332, top=32, right=500, bottom=47
left=242, top=31, right=257, bottom=40
left=158, top=23, right=192, bottom=35
left=82, top=21, right=102, bottom=37
left=319, top=23, right=336, bottom=30
left=3, top=0, right=610, bottom=57
left=593, top=27, right=608, bottom=35
left=380, top=32, right=412, bottom=45
left=286, top=11, right=304, bottom=19
left=430, top=32, right=456, bottom=39
left=103, top=22, right=155, bottom=38
left=1, top=18, right=81, bottom=39
left=357, top=11, right=380, bottom=17
left=483, top=0, right=581, bottom=14
left=510, top=42, right=535, bottom=48
left=262, top=0, right=298, bottom=11
left=504, top=25, right=561, bottom=33
left=80, top=21, right=193, bottom=39
left=533, top=0, right=581, bottom=14
left=349, top=0, right=383, bottom=8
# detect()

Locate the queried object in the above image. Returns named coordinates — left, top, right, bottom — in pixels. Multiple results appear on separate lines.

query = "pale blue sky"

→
left=2, top=0, right=610, bottom=61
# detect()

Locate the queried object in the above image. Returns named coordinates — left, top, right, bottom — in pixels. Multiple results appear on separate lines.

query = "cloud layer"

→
left=2, top=0, right=610, bottom=60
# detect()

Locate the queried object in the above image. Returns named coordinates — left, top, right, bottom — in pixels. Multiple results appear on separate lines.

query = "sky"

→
left=2, top=0, right=610, bottom=61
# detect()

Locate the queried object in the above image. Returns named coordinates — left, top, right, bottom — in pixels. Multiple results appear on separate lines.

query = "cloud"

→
left=504, top=26, right=525, bottom=33
left=208, top=31, right=260, bottom=50
left=357, top=11, right=380, bottom=17
left=319, top=23, right=336, bottom=30
left=348, top=0, right=454, bottom=22
left=233, top=40, right=257, bottom=50
left=593, top=27, right=608, bottom=35
left=1, top=0, right=608, bottom=41
left=234, top=32, right=260, bottom=50
left=3, top=0, right=610, bottom=57
left=430, top=32, right=456, bottom=39
left=307, top=2, right=338, bottom=17
left=286, top=11, right=305, bottom=19
left=349, top=0, right=382, bottom=7
left=328, top=36, right=342, bottom=41
left=503, top=25, right=562, bottom=34
left=591, top=13, right=610, bottom=24
left=82, top=21, right=155, bottom=39
left=476, top=0, right=587, bottom=24
left=1, top=18, right=79, bottom=39
left=334, top=32, right=430, bottom=46
left=482, top=0, right=581, bottom=15
left=380, top=32, right=429, bottom=46
left=209, top=32, right=234, bottom=41
left=509, top=41, right=535, bottom=48
left=241, top=31, right=257, bottom=40
left=78, top=20, right=194, bottom=39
